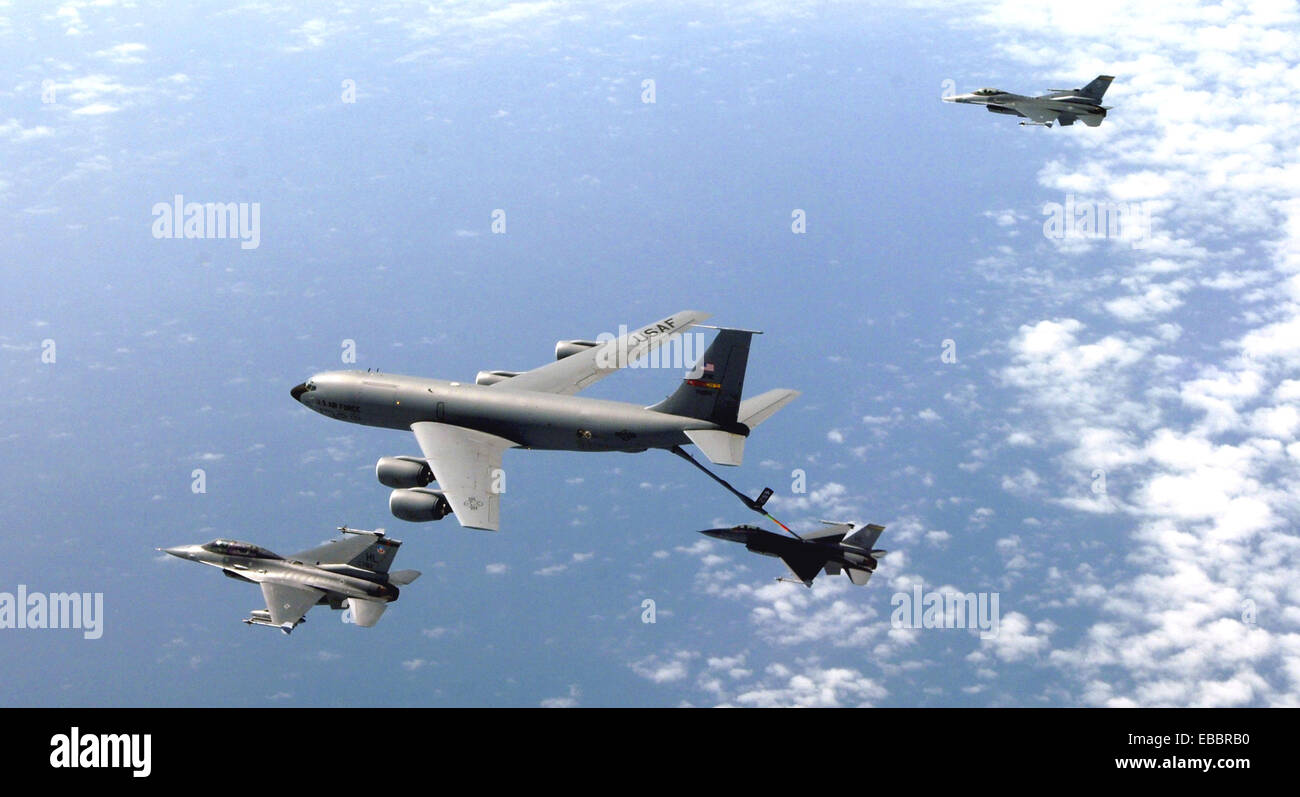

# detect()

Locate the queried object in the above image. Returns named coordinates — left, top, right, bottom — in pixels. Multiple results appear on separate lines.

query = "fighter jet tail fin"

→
left=347, top=537, right=402, bottom=574
left=649, top=328, right=755, bottom=428
left=1080, top=75, right=1114, bottom=101
left=843, top=522, right=886, bottom=550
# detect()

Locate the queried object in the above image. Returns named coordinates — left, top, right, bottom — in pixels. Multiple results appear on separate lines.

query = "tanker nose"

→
left=290, top=382, right=308, bottom=402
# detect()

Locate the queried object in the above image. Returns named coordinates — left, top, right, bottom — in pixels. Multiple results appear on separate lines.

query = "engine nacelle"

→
left=555, top=339, right=599, bottom=360
left=376, top=456, right=434, bottom=489
left=389, top=487, right=453, bottom=522
left=475, top=370, right=520, bottom=386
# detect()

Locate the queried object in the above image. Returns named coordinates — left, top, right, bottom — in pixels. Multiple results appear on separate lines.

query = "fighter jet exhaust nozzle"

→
left=376, top=456, right=434, bottom=489
left=389, top=487, right=453, bottom=523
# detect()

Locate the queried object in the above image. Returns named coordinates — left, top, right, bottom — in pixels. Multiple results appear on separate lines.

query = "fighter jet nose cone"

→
left=162, top=546, right=188, bottom=558
left=290, top=382, right=308, bottom=402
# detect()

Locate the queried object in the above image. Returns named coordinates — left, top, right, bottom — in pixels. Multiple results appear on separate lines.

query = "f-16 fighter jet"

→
left=701, top=520, right=887, bottom=587
left=160, top=528, right=420, bottom=634
left=290, top=311, right=799, bottom=531
left=944, top=75, right=1114, bottom=127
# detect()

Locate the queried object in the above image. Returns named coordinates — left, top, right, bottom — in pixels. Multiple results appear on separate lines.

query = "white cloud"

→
left=976, top=0, right=1300, bottom=706
left=540, top=684, right=580, bottom=708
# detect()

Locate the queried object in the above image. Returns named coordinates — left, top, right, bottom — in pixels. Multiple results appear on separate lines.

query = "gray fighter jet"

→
left=290, top=311, right=799, bottom=531
left=701, top=520, right=887, bottom=587
left=944, top=75, right=1114, bottom=127
left=160, top=527, right=420, bottom=634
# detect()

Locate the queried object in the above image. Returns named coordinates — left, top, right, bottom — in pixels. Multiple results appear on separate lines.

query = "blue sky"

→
left=2, top=1, right=1298, bottom=707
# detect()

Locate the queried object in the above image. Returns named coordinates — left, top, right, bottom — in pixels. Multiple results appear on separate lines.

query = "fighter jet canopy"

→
left=974, top=88, right=1000, bottom=96
left=201, top=539, right=282, bottom=559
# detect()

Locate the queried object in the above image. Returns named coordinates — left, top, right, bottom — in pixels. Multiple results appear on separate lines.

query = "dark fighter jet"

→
left=701, top=520, right=887, bottom=587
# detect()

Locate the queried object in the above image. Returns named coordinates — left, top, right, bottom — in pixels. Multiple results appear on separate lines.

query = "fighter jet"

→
left=160, top=527, right=420, bottom=634
left=290, top=311, right=799, bottom=531
left=944, top=75, right=1114, bottom=127
left=701, top=520, right=887, bottom=587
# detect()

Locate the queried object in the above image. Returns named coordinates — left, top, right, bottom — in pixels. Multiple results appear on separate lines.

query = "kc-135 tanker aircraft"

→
left=291, top=311, right=800, bottom=531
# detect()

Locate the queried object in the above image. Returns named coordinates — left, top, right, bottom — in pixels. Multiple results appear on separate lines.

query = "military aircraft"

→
left=943, top=75, right=1114, bottom=127
left=290, top=311, right=799, bottom=531
left=701, top=520, right=887, bottom=587
left=160, top=527, right=420, bottom=634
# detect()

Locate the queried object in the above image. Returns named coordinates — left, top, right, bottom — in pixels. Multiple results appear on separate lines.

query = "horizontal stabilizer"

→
left=738, top=388, right=800, bottom=430
left=388, top=569, right=421, bottom=586
left=845, top=567, right=874, bottom=586
left=685, top=429, right=745, bottom=466
left=348, top=598, right=388, bottom=628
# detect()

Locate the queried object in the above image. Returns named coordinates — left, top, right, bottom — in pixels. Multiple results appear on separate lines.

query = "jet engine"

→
left=389, top=487, right=453, bottom=522
left=376, top=456, right=434, bottom=489
left=555, top=339, right=599, bottom=360
left=475, top=370, right=520, bottom=386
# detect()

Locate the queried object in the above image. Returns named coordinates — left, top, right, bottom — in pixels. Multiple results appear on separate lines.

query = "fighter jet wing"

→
left=260, top=582, right=324, bottom=626
left=410, top=421, right=518, bottom=531
left=804, top=522, right=851, bottom=543
left=985, top=103, right=1027, bottom=119
left=290, top=533, right=380, bottom=566
left=779, top=551, right=830, bottom=587
left=1015, top=102, right=1059, bottom=124
left=490, top=310, right=710, bottom=395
